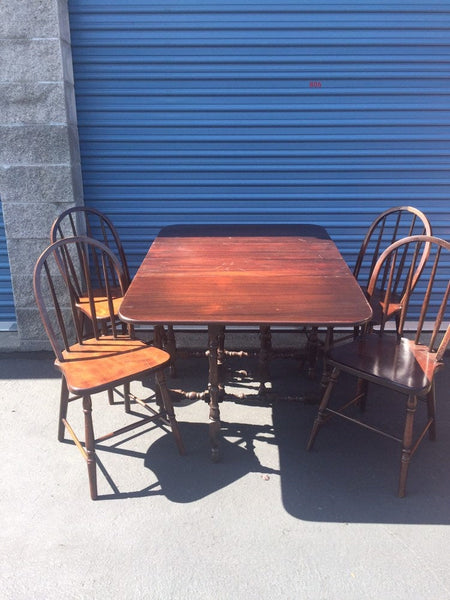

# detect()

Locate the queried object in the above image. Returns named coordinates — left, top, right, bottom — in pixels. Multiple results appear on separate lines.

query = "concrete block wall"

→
left=0, top=0, right=83, bottom=350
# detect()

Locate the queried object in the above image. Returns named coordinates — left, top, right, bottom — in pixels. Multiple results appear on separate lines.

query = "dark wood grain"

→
left=119, top=224, right=373, bottom=461
left=119, top=224, right=373, bottom=328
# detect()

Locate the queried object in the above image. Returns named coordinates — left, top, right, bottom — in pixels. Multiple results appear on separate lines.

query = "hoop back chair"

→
left=307, top=234, right=449, bottom=497
left=34, top=236, right=184, bottom=499
left=51, top=206, right=178, bottom=373
left=257, top=207, right=432, bottom=381
left=320, top=206, right=433, bottom=366
left=353, top=205, right=432, bottom=329
left=50, top=206, right=130, bottom=332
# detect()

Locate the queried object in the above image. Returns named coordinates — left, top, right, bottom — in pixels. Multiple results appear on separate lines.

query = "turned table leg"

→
left=207, top=324, right=222, bottom=462
left=258, top=325, right=272, bottom=384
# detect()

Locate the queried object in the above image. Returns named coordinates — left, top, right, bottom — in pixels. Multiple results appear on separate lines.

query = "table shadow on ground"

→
left=146, top=354, right=450, bottom=525
left=144, top=420, right=279, bottom=502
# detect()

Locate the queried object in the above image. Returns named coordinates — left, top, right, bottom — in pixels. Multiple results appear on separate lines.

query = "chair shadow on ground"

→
left=141, top=354, right=450, bottom=525
left=91, top=414, right=279, bottom=502
left=36, top=347, right=448, bottom=522
left=271, top=387, right=450, bottom=525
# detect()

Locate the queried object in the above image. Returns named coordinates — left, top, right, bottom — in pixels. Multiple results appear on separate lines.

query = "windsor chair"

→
left=307, top=234, right=449, bottom=497
left=34, top=236, right=184, bottom=499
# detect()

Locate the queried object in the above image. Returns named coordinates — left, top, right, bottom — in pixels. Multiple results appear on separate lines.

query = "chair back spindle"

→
left=51, top=206, right=130, bottom=287
left=367, top=235, right=449, bottom=353
left=354, top=206, right=432, bottom=296
left=34, top=237, right=127, bottom=360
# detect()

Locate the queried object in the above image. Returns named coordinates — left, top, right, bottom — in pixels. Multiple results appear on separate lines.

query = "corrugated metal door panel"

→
left=0, top=204, right=16, bottom=324
left=68, top=0, right=450, bottom=316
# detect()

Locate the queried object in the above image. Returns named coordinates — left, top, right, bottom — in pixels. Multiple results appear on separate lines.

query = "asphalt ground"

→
left=1, top=331, right=449, bottom=599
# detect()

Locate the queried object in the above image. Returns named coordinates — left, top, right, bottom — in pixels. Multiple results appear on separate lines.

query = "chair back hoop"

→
left=34, top=236, right=127, bottom=362
left=367, top=234, right=450, bottom=352
left=50, top=206, right=130, bottom=286
left=353, top=206, right=432, bottom=292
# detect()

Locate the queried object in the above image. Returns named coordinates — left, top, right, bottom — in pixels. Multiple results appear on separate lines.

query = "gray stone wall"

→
left=0, top=0, right=83, bottom=350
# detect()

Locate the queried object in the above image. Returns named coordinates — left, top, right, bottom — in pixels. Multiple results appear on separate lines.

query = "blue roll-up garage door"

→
left=0, top=204, right=16, bottom=327
left=68, top=1, right=450, bottom=302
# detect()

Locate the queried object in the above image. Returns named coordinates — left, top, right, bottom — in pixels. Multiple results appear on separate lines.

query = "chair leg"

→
left=122, top=382, right=131, bottom=413
left=155, top=370, right=185, bottom=455
left=426, top=384, right=436, bottom=441
left=155, top=325, right=177, bottom=378
left=58, top=377, right=69, bottom=442
left=307, top=366, right=340, bottom=451
left=107, top=389, right=114, bottom=405
left=398, top=394, right=418, bottom=498
left=82, top=395, right=98, bottom=500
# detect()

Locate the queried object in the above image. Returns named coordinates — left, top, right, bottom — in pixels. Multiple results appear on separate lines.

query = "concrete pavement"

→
left=1, top=331, right=449, bottom=599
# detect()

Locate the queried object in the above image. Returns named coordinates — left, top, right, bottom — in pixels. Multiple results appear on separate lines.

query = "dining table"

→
left=119, top=223, right=373, bottom=461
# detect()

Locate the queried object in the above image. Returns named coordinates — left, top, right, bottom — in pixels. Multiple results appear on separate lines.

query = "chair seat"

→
left=76, top=286, right=123, bottom=320
left=328, top=333, right=443, bottom=395
left=56, top=336, right=171, bottom=395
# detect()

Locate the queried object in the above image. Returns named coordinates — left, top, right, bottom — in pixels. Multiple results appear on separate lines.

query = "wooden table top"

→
left=119, top=224, right=373, bottom=327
